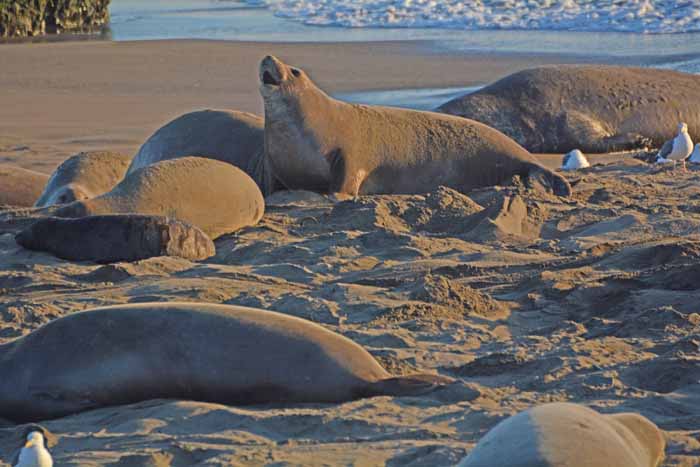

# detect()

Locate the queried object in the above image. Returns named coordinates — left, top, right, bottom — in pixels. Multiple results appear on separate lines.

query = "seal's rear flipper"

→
left=527, top=166, right=572, bottom=197
left=367, top=373, right=455, bottom=397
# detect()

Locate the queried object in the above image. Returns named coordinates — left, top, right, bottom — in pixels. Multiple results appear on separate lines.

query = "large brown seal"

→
left=0, top=165, right=49, bottom=207
left=0, top=302, right=452, bottom=422
left=457, top=402, right=665, bottom=467
left=260, top=56, right=571, bottom=197
left=128, top=109, right=278, bottom=195
left=438, top=65, right=700, bottom=153
left=34, top=151, right=131, bottom=207
left=16, top=215, right=215, bottom=263
left=53, top=157, right=264, bottom=239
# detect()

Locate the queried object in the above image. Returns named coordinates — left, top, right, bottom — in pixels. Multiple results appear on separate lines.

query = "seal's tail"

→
left=528, top=165, right=572, bottom=197
left=366, top=373, right=454, bottom=397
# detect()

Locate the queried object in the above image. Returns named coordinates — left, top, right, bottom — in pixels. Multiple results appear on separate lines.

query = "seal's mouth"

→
left=262, top=70, right=279, bottom=86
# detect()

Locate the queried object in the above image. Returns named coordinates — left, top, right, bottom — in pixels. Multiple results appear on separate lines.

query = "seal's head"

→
left=678, top=122, right=689, bottom=134
left=259, top=55, right=314, bottom=102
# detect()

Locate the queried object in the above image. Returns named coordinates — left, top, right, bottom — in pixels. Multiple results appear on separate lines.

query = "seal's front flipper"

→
left=602, top=132, right=654, bottom=152
left=527, top=166, right=572, bottom=197
left=366, top=373, right=455, bottom=398
left=558, top=110, right=612, bottom=153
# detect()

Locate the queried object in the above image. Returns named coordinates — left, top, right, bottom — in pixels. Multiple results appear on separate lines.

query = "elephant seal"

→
left=16, top=215, right=215, bottom=263
left=34, top=151, right=131, bottom=207
left=128, top=110, right=277, bottom=195
left=0, top=166, right=49, bottom=207
left=259, top=56, right=571, bottom=197
left=457, top=402, right=665, bottom=467
left=0, top=302, right=452, bottom=422
left=438, top=65, right=700, bottom=153
left=53, top=157, right=265, bottom=239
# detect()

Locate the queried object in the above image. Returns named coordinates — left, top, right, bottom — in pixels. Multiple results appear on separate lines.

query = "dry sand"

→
left=0, top=39, right=699, bottom=466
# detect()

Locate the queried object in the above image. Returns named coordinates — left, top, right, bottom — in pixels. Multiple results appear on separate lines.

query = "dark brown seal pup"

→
left=457, top=402, right=665, bottom=467
left=0, top=303, right=452, bottom=422
left=438, top=65, right=700, bottom=153
left=127, top=109, right=278, bottom=195
left=259, top=56, right=571, bottom=197
left=53, top=157, right=265, bottom=239
left=0, top=165, right=49, bottom=207
left=15, top=215, right=215, bottom=263
left=34, top=151, right=131, bottom=208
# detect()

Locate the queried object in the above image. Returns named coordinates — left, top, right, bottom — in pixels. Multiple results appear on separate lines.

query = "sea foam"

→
left=247, top=0, right=700, bottom=34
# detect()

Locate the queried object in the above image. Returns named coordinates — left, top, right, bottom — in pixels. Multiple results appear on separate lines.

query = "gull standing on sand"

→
left=14, top=432, right=53, bottom=467
left=688, top=143, right=700, bottom=164
left=656, top=122, right=693, bottom=170
left=561, top=149, right=590, bottom=170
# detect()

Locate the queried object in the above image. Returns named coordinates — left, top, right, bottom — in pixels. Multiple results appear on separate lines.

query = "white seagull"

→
left=656, top=122, right=693, bottom=170
left=688, top=143, right=700, bottom=164
left=15, top=431, right=53, bottom=467
left=561, top=149, right=590, bottom=170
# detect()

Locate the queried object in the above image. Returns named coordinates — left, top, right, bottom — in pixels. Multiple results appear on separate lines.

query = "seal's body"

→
left=34, top=151, right=131, bottom=207
left=0, top=303, right=451, bottom=422
left=16, top=215, right=215, bottom=263
left=53, top=157, right=264, bottom=239
left=128, top=110, right=277, bottom=195
left=0, top=166, right=48, bottom=207
left=438, top=65, right=700, bottom=153
left=457, top=402, right=665, bottom=467
left=260, top=56, right=570, bottom=197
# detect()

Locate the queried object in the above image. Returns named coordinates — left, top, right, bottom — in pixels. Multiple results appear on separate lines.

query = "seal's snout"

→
left=260, top=55, right=285, bottom=86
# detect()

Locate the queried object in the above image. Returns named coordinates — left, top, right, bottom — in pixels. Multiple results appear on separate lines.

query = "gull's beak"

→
left=24, top=440, right=33, bottom=448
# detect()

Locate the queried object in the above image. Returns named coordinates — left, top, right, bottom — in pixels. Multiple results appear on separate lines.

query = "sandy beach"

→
left=1, top=37, right=699, bottom=466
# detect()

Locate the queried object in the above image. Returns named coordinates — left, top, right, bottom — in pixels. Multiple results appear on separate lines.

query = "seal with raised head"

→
left=0, top=165, right=49, bottom=207
left=127, top=109, right=277, bottom=195
left=16, top=214, right=215, bottom=263
left=53, top=157, right=264, bottom=239
left=259, top=56, right=571, bottom=197
left=34, top=151, right=131, bottom=208
left=457, top=402, right=665, bottom=467
left=438, top=65, right=700, bottom=153
left=0, top=302, right=453, bottom=422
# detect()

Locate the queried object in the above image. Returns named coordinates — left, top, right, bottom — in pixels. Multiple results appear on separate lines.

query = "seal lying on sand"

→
left=259, top=56, right=571, bottom=197
left=0, top=166, right=49, bottom=207
left=457, top=402, right=665, bottom=467
left=16, top=215, right=215, bottom=263
left=34, top=151, right=131, bottom=207
left=128, top=110, right=277, bottom=195
left=0, top=302, right=452, bottom=422
left=438, top=65, right=700, bottom=153
left=53, top=157, right=264, bottom=239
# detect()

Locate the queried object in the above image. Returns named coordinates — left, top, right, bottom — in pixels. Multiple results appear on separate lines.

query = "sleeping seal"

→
left=127, top=110, right=277, bottom=195
left=457, top=402, right=665, bottom=467
left=438, top=65, right=700, bottom=153
left=259, top=56, right=571, bottom=197
left=53, top=157, right=264, bottom=239
left=16, top=215, right=215, bottom=263
left=0, top=302, right=452, bottom=422
left=34, top=151, right=131, bottom=207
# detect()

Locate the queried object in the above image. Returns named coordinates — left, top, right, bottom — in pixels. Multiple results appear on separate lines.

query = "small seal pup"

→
left=0, top=302, right=453, bottom=422
left=16, top=215, right=215, bottom=263
left=52, top=157, right=265, bottom=239
left=438, top=65, right=700, bottom=153
left=0, top=166, right=49, bottom=207
left=34, top=151, right=131, bottom=207
left=259, top=56, right=571, bottom=197
left=127, top=110, right=277, bottom=195
left=457, top=402, right=665, bottom=467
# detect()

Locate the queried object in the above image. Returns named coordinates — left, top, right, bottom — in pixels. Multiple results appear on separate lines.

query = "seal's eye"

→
left=291, top=68, right=301, bottom=77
